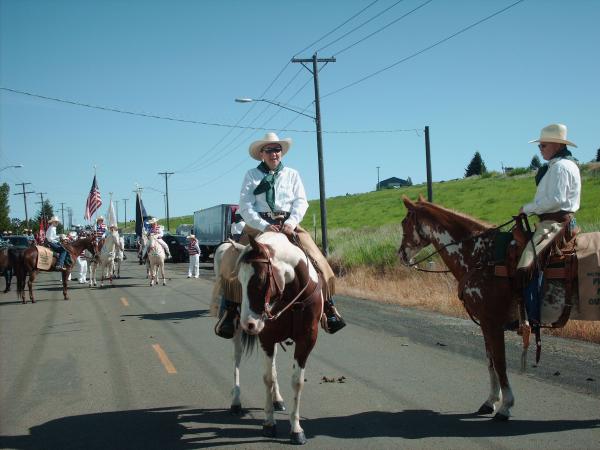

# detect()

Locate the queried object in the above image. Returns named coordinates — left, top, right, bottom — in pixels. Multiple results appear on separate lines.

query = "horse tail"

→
left=241, top=331, right=258, bottom=356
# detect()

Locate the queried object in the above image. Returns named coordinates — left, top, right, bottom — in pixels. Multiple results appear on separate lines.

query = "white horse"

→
left=113, top=235, right=125, bottom=278
left=211, top=240, right=286, bottom=417
left=147, top=233, right=166, bottom=286
left=90, top=231, right=123, bottom=287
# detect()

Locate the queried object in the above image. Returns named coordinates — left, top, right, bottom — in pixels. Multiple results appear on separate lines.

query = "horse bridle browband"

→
left=245, top=244, right=315, bottom=322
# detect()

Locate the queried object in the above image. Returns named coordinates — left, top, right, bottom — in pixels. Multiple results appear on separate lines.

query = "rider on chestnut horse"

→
left=45, top=216, right=68, bottom=271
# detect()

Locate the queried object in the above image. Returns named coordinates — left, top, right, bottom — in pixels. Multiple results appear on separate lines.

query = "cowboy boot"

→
left=215, top=298, right=239, bottom=339
left=322, top=298, right=346, bottom=334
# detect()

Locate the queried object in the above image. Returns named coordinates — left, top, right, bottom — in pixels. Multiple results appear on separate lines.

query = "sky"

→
left=1, top=0, right=598, bottom=228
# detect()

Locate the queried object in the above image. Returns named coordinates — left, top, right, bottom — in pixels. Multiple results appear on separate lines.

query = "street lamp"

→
left=235, top=97, right=331, bottom=256
left=0, top=164, right=23, bottom=172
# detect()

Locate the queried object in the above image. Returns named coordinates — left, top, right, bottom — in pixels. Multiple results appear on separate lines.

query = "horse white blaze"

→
left=291, top=363, right=305, bottom=434
left=238, top=264, right=264, bottom=334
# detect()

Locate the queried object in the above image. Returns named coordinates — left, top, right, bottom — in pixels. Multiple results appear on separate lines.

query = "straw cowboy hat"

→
left=529, top=123, right=577, bottom=147
left=49, top=216, right=60, bottom=223
left=248, top=132, right=292, bottom=161
left=96, top=216, right=105, bottom=222
left=147, top=217, right=158, bottom=224
left=186, top=234, right=197, bottom=240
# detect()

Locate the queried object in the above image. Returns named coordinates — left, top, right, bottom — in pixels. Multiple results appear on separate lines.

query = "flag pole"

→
left=93, top=165, right=97, bottom=225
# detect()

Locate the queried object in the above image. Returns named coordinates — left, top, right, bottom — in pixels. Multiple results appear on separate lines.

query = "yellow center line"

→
left=152, top=344, right=177, bottom=374
left=120, top=297, right=129, bottom=307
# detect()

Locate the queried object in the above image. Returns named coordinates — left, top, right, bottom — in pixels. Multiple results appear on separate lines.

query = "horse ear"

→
left=418, top=193, right=426, bottom=202
left=402, top=195, right=415, bottom=209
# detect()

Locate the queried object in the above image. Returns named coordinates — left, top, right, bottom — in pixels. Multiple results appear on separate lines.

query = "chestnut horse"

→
left=15, top=235, right=97, bottom=303
left=237, top=232, right=323, bottom=445
left=398, top=196, right=519, bottom=420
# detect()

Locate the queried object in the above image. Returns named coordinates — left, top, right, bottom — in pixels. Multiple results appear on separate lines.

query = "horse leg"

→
left=262, top=345, right=277, bottom=437
left=161, top=262, right=166, bottom=286
left=230, top=330, right=243, bottom=414
left=271, top=345, right=285, bottom=412
left=62, top=270, right=69, bottom=300
left=28, top=270, right=36, bottom=303
left=477, top=334, right=502, bottom=415
left=483, top=323, right=514, bottom=420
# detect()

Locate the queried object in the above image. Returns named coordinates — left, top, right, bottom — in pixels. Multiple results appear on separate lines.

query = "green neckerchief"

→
left=535, top=148, right=576, bottom=186
left=253, top=162, right=284, bottom=212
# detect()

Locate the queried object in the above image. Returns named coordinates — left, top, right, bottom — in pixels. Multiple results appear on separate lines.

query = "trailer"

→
left=193, top=204, right=238, bottom=261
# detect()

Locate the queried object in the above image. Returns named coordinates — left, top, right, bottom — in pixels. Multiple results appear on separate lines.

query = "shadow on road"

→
left=1, top=407, right=598, bottom=449
left=121, top=309, right=210, bottom=321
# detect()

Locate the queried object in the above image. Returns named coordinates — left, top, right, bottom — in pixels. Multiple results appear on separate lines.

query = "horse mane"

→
left=417, top=200, right=494, bottom=232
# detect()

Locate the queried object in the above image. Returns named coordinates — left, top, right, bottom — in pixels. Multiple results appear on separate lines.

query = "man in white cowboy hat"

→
left=215, top=131, right=346, bottom=339
left=141, top=217, right=172, bottom=260
left=45, top=216, right=68, bottom=270
left=95, top=216, right=107, bottom=241
left=186, top=234, right=201, bottom=278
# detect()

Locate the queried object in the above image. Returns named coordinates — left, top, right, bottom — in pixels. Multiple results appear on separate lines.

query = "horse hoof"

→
left=290, top=431, right=307, bottom=445
left=476, top=403, right=495, bottom=415
left=493, top=412, right=510, bottom=421
left=273, top=401, right=286, bottom=412
left=262, top=423, right=277, bottom=438
left=229, top=404, right=242, bottom=415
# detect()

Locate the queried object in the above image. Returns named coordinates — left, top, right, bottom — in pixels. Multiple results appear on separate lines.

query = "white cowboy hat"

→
left=529, top=123, right=577, bottom=147
left=49, top=216, right=60, bottom=223
left=109, top=223, right=118, bottom=229
left=248, top=132, right=292, bottom=161
left=147, top=217, right=158, bottom=224
left=186, top=234, right=196, bottom=240
left=96, top=216, right=105, bottom=221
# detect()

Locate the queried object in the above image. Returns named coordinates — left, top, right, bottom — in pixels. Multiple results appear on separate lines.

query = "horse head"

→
left=398, top=195, right=432, bottom=265
left=237, top=233, right=289, bottom=335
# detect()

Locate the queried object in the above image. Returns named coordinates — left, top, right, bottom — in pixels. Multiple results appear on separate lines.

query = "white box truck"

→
left=193, top=204, right=238, bottom=261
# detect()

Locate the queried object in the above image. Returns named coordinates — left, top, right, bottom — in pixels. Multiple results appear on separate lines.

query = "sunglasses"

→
left=262, top=147, right=282, bottom=154
left=538, top=144, right=547, bottom=149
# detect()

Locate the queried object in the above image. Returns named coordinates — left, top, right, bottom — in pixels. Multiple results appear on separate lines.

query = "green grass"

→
left=152, top=163, right=600, bottom=269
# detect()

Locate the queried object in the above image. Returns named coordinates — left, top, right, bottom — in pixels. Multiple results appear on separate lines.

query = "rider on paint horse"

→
left=141, top=218, right=171, bottom=260
left=45, top=216, right=68, bottom=271
left=95, top=216, right=107, bottom=242
left=216, top=132, right=346, bottom=339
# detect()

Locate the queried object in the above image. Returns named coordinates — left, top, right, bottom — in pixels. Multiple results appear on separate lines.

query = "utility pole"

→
left=67, top=207, right=73, bottom=229
left=292, top=53, right=336, bottom=256
left=14, top=182, right=34, bottom=229
left=158, top=172, right=174, bottom=231
left=122, top=198, right=129, bottom=227
left=59, top=202, right=66, bottom=229
left=424, top=126, right=433, bottom=202
left=376, top=166, right=381, bottom=191
left=35, top=192, right=48, bottom=225
left=114, top=200, right=120, bottom=225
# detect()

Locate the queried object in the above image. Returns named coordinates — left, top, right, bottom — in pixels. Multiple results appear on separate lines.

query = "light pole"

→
left=235, top=97, right=331, bottom=255
left=1, top=164, right=23, bottom=172
left=376, top=166, right=380, bottom=191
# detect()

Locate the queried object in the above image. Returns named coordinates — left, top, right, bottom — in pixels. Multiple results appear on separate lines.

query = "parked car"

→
left=162, top=234, right=189, bottom=263
left=123, top=233, right=137, bottom=249
left=6, top=235, right=31, bottom=249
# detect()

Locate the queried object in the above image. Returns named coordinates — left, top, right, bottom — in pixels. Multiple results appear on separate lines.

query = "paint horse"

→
left=15, top=234, right=97, bottom=303
left=397, top=196, right=531, bottom=420
left=237, top=232, right=323, bottom=445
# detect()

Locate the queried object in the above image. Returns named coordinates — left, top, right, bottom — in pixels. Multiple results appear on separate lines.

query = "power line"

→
left=322, top=0, right=526, bottom=99
left=334, top=0, right=434, bottom=56
left=317, top=0, right=408, bottom=53
left=294, top=0, right=381, bottom=56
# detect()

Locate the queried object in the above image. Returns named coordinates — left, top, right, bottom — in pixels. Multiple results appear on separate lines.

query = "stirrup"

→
left=215, top=310, right=237, bottom=339
left=320, top=306, right=346, bottom=334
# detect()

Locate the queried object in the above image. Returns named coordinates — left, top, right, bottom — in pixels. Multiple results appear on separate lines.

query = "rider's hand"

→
left=266, top=224, right=280, bottom=232
left=282, top=224, right=295, bottom=235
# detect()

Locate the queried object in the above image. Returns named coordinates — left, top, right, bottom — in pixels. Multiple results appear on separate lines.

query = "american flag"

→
left=84, top=175, right=102, bottom=220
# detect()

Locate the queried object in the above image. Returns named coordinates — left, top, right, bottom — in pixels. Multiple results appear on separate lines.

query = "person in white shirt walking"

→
left=230, top=212, right=245, bottom=242
left=187, top=234, right=201, bottom=278
left=216, top=132, right=345, bottom=339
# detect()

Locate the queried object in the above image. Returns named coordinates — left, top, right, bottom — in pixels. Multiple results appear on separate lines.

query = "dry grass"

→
left=337, top=266, right=600, bottom=344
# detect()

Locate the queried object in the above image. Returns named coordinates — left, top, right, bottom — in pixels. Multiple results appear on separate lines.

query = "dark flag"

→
left=135, top=192, right=148, bottom=237
left=84, top=175, right=102, bottom=220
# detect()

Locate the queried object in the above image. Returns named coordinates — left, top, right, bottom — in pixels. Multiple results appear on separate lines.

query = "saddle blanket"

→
left=36, top=245, right=54, bottom=270
left=575, top=232, right=600, bottom=321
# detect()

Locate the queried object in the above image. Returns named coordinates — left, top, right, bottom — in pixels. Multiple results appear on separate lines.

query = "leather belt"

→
left=537, top=211, right=574, bottom=222
left=259, top=211, right=290, bottom=219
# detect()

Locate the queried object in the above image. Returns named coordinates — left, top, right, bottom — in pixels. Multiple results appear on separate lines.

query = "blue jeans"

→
left=48, top=242, right=67, bottom=266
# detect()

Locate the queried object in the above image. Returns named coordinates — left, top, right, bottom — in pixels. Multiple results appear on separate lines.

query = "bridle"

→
left=244, top=244, right=315, bottom=322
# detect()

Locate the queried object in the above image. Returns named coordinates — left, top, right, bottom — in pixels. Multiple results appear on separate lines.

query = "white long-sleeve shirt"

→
left=46, top=225, right=59, bottom=243
left=522, top=158, right=581, bottom=215
left=239, top=166, right=309, bottom=231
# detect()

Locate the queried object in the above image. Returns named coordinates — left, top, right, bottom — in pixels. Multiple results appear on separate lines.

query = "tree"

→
left=529, top=155, right=542, bottom=171
left=596, top=148, right=600, bottom=162
left=465, top=151, right=487, bottom=177
left=0, top=183, right=10, bottom=232
left=31, top=200, right=58, bottom=233
left=406, top=176, right=413, bottom=186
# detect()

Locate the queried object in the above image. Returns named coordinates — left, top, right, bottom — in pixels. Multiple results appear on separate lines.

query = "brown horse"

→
left=15, top=235, right=97, bottom=303
left=237, top=232, right=323, bottom=445
left=398, top=196, right=520, bottom=420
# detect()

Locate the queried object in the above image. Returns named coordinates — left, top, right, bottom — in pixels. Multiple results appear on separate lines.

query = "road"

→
left=1, top=253, right=599, bottom=449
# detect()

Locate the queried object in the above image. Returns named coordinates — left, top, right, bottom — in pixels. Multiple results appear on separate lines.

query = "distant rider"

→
left=141, top=217, right=172, bottom=259
left=45, top=216, right=68, bottom=270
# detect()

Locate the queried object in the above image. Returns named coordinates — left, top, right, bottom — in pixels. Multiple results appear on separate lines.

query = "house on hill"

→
left=378, top=176, right=412, bottom=190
